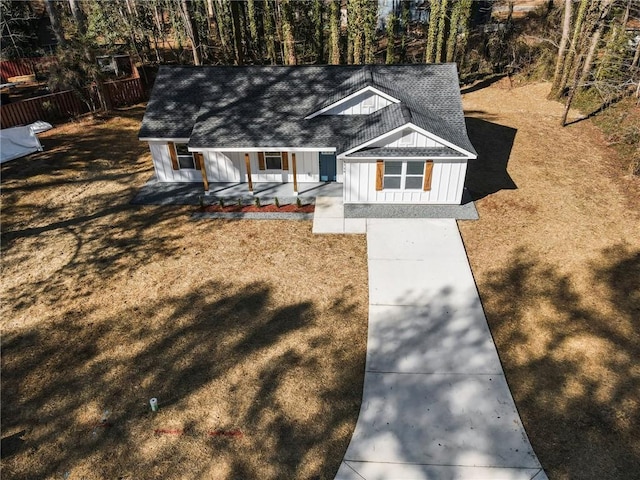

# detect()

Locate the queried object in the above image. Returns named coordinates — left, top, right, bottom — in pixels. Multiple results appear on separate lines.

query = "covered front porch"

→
left=131, top=178, right=343, bottom=206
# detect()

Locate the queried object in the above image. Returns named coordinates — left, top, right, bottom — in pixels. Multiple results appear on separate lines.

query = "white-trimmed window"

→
left=175, top=143, right=196, bottom=169
left=383, top=161, right=402, bottom=189
left=264, top=151, right=282, bottom=170
left=257, top=151, right=290, bottom=171
left=383, top=160, right=425, bottom=190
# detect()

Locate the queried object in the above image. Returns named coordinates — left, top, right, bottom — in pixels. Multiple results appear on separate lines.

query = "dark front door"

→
left=319, top=152, right=337, bottom=182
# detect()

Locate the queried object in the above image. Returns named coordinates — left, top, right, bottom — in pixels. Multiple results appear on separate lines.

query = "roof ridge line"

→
left=400, top=104, right=412, bottom=123
left=363, top=65, right=373, bottom=85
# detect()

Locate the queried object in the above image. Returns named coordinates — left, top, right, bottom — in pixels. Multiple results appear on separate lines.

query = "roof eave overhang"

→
left=139, top=137, right=190, bottom=142
left=340, top=156, right=470, bottom=160
left=187, top=146, right=337, bottom=152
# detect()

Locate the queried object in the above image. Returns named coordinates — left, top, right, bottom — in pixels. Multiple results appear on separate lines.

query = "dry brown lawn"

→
left=460, top=80, right=640, bottom=480
left=2, top=81, right=639, bottom=480
left=1, top=109, right=368, bottom=479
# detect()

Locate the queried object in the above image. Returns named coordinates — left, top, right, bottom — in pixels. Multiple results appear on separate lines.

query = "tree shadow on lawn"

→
left=0, top=107, right=149, bottom=195
left=464, top=116, right=518, bottom=201
left=1, top=201, right=191, bottom=315
left=481, top=245, right=640, bottom=480
left=0, top=108, right=186, bottom=313
left=1, top=280, right=365, bottom=479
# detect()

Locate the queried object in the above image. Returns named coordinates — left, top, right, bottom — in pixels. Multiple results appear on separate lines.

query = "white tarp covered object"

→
left=0, top=121, right=53, bottom=164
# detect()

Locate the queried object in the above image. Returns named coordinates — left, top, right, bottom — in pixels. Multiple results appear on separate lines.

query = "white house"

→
left=138, top=64, right=477, bottom=207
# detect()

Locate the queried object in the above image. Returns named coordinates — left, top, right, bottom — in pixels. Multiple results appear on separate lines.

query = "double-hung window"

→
left=382, top=161, right=425, bottom=190
left=175, top=143, right=196, bottom=169
left=404, top=161, right=425, bottom=189
left=258, top=151, right=289, bottom=170
left=264, top=152, right=282, bottom=170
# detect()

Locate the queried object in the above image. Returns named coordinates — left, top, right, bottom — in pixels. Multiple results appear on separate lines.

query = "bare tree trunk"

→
left=349, top=0, right=364, bottom=64
left=632, top=36, right=640, bottom=69
left=281, top=0, right=297, bottom=65
left=263, top=0, right=277, bottom=64
left=435, top=0, right=448, bottom=63
left=558, top=0, right=589, bottom=98
left=550, top=0, right=573, bottom=97
left=446, top=0, right=461, bottom=63
left=578, top=0, right=613, bottom=89
left=68, top=0, right=87, bottom=34
left=457, top=0, right=472, bottom=69
left=578, top=18, right=604, bottom=87
left=180, top=0, right=201, bottom=65
left=153, top=3, right=168, bottom=55
left=247, top=0, right=260, bottom=60
left=44, top=0, right=66, bottom=48
left=329, top=0, right=340, bottom=64
left=311, top=0, right=322, bottom=62
left=561, top=0, right=614, bottom=125
left=561, top=52, right=584, bottom=126
left=230, top=0, right=244, bottom=64
left=400, top=0, right=410, bottom=62
left=425, top=0, right=440, bottom=63
left=363, top=0, right=377, bottom=64
left=213, top=0, right=231, bottom=63
left=386, top=13, right=396, bottom=64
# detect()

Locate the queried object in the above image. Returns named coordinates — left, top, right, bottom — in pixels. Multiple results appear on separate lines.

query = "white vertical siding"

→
left=369, top=129, right=443, bottom=148
left=322, top=91, right=393, bottom=115
left=148, top=141, right=202, bottom=182
left=204, top=151, right=241, bottom=182
left=285, top=151, right=320, bottom=182
left=343, top=159, right=468, bottom=205
left=223, top=151, right=322, bottom=183
left=151, top=146, right=333, bottom=185
left=336, top=157, right=344, bottom=183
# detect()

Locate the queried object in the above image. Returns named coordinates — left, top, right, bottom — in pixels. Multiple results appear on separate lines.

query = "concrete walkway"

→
left=335, top=219, right=547, bottom=480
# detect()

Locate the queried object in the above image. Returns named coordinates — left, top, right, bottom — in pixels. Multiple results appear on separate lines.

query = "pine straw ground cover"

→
left=459, top=81, right=640, bottom=480
left=0, top=109, right=368, bottom=479
left=2, top=82, right=639, bottom=480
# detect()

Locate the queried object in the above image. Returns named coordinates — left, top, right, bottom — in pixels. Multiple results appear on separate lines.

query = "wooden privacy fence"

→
left=0, top=90, right=88, bottom=129
left=0, top=57, right=57, bottom=82
left=0, top=77, right=146, bottom=129
left=104, top=77, right=145, bottom=108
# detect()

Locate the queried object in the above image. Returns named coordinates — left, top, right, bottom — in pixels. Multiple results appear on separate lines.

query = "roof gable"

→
left=341, top=122, right=476, bottom=159
left=305, top=86, right=400, bottom=119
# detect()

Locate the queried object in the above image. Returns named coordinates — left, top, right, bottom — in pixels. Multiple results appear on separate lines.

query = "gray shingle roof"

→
left=345, top=146, right=461, bottom=157
left=139, top=64, right=477, bottom=157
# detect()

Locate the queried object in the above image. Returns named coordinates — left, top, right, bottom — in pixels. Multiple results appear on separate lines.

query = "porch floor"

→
left=131, top=178, right=343, bottom=206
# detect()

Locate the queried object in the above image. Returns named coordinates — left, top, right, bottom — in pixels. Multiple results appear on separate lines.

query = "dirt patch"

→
left=460, top=80, right=640, bottom=480
left=1, top=109, right=368, bottom=479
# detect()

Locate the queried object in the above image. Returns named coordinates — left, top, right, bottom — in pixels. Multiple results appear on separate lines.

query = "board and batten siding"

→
left=204, top=151, right=241, bottom=182
left=225, top=151, right=324, bottom=183
left=150, top=145, right=339, bottom=185
left=370, top=128, right=444, bottom=148
left=149, top=141, right=202, bottom=182
left=322, top=91, right=393, bottom=116
left=343, top=159, right=468, bottom=204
